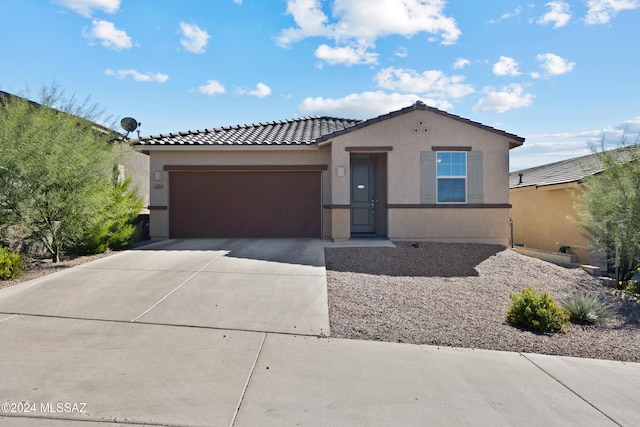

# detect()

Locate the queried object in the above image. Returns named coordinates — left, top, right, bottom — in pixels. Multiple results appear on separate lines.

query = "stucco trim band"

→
left=162, top=165, right=328, bottom=172
left=387, top=204, right=511, bottom=209
left=431, top=146, right=472, bottom=152
left=345, top=146, right=394, bottom=152
left=323, top=204, right=351, bottom=209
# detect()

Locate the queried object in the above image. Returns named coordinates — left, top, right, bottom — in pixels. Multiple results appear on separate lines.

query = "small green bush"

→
left=506, top=287, right=569, bottom=332
left=560, top=292, right=610, bottom=324
left=625, top=281, right=640, bottom=295
left=0, top=247, right=24, bottom=280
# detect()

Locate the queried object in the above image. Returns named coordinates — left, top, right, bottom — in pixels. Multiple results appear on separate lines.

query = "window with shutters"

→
left=420, top=150, right=483, bottom=205
left=436, top=152, right=466, bottom=203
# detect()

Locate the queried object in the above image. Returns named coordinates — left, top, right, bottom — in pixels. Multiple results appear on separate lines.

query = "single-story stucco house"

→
left=135, top=101, right=524, bottom=244
left=509, top=145, right=639, bottom=267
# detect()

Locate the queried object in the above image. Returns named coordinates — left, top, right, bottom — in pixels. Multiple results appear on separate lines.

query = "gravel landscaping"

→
left=326, top=242, right=640, bottom=363
left=0, top=252, right=113, bottom=290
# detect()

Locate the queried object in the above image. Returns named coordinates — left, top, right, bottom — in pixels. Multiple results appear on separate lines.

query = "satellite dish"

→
left=120, top=117, right=139, bottom=132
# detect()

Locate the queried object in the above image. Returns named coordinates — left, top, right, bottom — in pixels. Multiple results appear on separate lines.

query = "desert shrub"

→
left=507, top=287, right=569, bottom=332
left=560, top=292, right=610, bottom=324
left=625, top=281, right=640, bottom=295
left=0, top=247, right=24, bottom=280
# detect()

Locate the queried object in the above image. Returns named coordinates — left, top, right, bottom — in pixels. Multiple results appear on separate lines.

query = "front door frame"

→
left=349, top=153, right=388, bottom=237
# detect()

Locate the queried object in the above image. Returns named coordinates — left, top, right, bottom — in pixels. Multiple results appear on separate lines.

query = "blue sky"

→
left=1, top=0, right=639, bottom=170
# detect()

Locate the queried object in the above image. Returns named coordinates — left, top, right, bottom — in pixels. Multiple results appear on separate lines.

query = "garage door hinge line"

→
left=130, top=253, right=225, bottom=323
left=229, top=332, right=267, bottom=427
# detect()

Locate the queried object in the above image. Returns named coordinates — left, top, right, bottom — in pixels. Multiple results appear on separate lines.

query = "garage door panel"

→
left=169, top=172, right=321, bottom=238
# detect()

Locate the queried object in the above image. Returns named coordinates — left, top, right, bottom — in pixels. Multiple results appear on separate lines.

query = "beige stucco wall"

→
left=141, top=108, right=518, bottom=244
left=388, top=208, right=510, bottom=245
left=326, top=109, right=514, bottom=244
left=327, top=109, right=510, bottom=204
left=510, top=184, right=590, bottom=263
left=145, top=145, right=330, bottom=239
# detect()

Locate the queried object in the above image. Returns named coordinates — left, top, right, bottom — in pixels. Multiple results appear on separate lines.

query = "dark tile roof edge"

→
left=132, top=116, right=361, bottom=145
left=314, top=101, right=526, bottom=145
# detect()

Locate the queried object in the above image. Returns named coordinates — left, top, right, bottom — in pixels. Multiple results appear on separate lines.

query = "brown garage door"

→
left=169, top=171, right=322, bottom=238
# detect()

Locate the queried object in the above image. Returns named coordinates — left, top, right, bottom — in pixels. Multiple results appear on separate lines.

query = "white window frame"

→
left=436, top=151, right=467, bottom=204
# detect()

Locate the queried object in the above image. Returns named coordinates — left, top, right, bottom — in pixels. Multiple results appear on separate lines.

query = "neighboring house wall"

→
left=510, top=183, right=590, bottom=264
left=115, top=144, right=150, bottom=213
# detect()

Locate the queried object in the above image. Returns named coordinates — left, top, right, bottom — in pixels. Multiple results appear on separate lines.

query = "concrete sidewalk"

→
left=0, top=239, right=638, bottom=426
left=0, top=315, right=638, bottom=426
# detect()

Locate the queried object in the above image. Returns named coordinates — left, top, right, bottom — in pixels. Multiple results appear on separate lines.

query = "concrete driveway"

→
left=1, top=238, right=639, bottom=426
left=0, top=239, right=330, bottom=335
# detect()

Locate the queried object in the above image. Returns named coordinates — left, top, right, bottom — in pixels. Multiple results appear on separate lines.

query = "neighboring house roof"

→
left=134, top=101, right=525, bottom=148
left=510, top=144, right=640, bottom=188
left=0, top=90, right=123, bottom=140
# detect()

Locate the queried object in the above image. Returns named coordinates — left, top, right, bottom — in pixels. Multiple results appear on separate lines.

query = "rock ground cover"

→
left=325, top=242, right=640, bottom=363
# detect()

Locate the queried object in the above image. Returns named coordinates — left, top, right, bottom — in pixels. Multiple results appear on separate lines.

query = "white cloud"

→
left=585, top=0, right=640, bottom=24
left=84, top=19, right=132, bottom=50
left=299, top=91, right=432, bottom=119
left=536, top=53, right=575, bottom=75
left=394, top=46, right=408, bottom=58
left=237, top=83, right=272, bottom=98
left=512, top=118, right=640, bottom=170
left=492, top=56, right=521, bottom=76
left=453, top=57, right=470, bottom=69
left=277, top=0, right=461, bottom=64
left=472, top=84, right=534, bottom=113
left=105, top=69, right=169, bottom=82
left=54, top=0, right=120, bottom=17
left=234, top=0, right=242, bottom=4
left=278, top=0, right=461, bottom=46
left=375, top=67, right=474, bottom=100
left=538, top=1, right=572, bottom=28
left=487, top=6, right=529, bottom=23
left=198, top=80, right=226, bottom=95
left=315, top=44, right=378, bottom=65
left=277, top=0, right=332, bottom=46
left=619, top=116, right=640, bottom=135
left=179, top=23, right=211, bottom=54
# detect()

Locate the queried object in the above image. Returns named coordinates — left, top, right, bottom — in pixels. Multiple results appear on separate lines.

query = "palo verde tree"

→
left=574, top=136, right=640, bottom=288
left=0, top=84, right=143, bottom=262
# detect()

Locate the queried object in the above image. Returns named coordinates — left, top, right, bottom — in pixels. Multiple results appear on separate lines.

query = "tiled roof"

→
left=509, top=145, right=640, bottom=188
left=135, top=116, right=360, bottom=146
left=134, top=101, right=525, bottom=148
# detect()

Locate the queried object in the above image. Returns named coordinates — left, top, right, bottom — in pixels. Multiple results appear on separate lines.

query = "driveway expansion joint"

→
left=129, top=252, right=227, bottom=323
left=0, top=312, right=327, bottom=338
left=0, top=314, right=18, bottom=323
left=520, top=353, right=623, bottom=427
left=230, top=332, right=267, bottom=427
left=0, top=413, right=192, bottom=426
